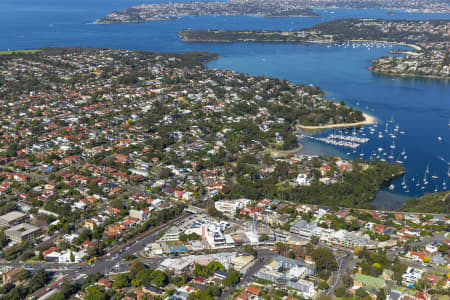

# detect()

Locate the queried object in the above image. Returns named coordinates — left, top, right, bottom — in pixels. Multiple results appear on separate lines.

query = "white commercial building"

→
left=45, top=249, right=86, bottom=263
left=160, top=258, right=193, bottom=274
left=231, top=255, right=255, bottom=273
left=215, top=199, right=251, bottom=216
left=320, top=229, right=371, bottom=249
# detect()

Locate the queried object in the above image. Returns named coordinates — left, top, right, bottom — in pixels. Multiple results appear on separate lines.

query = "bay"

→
left=1, top=0, right=449, bottom=209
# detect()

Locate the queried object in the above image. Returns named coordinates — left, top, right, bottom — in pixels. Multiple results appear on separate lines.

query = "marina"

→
left=299, top=111, right=449, bottom=200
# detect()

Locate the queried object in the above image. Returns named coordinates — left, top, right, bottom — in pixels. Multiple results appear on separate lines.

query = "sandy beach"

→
left=269, top=144, right=303, bottom=158
left=296, top=113, right=376, bottom=130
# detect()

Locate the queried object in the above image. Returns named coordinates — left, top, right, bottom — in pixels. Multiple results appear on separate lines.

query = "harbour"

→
left=295, top=108, right=449, bottom=208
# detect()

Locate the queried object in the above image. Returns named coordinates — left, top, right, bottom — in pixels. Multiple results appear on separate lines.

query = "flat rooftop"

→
left=5, top=223, right=40, bottom=236
left=0, top=211, right=26, bottom=222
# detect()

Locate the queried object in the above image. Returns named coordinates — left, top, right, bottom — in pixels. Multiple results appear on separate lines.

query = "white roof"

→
left=224, top=234, right=235, bottom=244
left=245, top=231, right=259, bottom=244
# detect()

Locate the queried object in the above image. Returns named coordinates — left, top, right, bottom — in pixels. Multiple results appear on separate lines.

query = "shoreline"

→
left=296, top=113, right=376, bottom=130
left=94, top=13, right=320, bottom=25
left=269, top=144, right=303, bottom=158
left=180, top=35, right=423, bottom=53
left=347, top=39, right=422, bottom=51
left=369, top=67, right=449, bottom=80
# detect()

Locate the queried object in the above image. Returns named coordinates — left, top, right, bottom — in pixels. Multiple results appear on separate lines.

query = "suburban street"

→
left=324, top=249, right=353, bottom=296
left=0, top=213, right=191, bottom=287
left=219, top=249, right=276, bottom=300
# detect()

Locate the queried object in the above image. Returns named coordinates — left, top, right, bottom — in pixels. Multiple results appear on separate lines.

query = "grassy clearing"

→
left=0, top=49, right=41, bottom=55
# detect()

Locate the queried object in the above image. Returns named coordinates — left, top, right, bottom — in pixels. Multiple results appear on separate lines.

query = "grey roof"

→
left=388, top=290, right=402, bottom=300
left=214, top=270, right=228, bottom=277
left=0, top=211, right=26, bottom=223
left=291, top=219, right=308, bottom=228
left=5, top=223, right=39, bottom=236
left=144, top=284, right=163, bottom=294
left=274, top=255, right=316, bottom=272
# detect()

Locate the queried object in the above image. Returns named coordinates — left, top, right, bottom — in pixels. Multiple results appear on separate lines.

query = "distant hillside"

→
left=179, top=19, right=450, bottom=44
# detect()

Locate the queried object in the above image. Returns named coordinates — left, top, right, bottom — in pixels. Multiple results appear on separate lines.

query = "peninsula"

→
left=95, top=0, right=450, bottom=23
left=4, top=48, right=450, bottom=300
left=296, top=112, right=376, bottom=130
left=94, top=0, right=319, bottom=24
left=180, top=19, right=450, bottom=79
left=0, top=47, right=404, bottom=217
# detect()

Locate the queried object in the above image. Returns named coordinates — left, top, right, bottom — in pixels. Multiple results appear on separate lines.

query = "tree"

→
left=51, top=282, right=77, bottom=300
left=259, top=233, right=269, bottom=241
left=6, top=143, right=17, bottom=157
left=310, top=247, right=337, bottom=272
left=378, top=234, right=390, bottom=241
left=111, top=198, right=124, bottom=210
left=378, top=288, right=386, bottom=300
left=210, top=285, right=222, bottom=297
left=17, top=269, right=31, bottom=281
left=27, top=269, right=49, bottom=292
left=136, top=268, right=152, bottom=285
left=354, top=248, right=363, bottom=255
left=207, top=207, right=223, bottom=218
left=372, top=262, right=382, bottom=269
left=70, top=252, right=75, bottom=262
left=172, top=274, right=190, bottom=287
left=131, top=279, right=140, bottom=288
left=194, top=264, right=211, bottom=277
left=438, top=244, right=448, bottom=253
left=356, top=288, right=368, bottom=298
left=207, top=261, right=225, bottom=272
left=392, top=258, right=407, bottom=283
left=342, top=274, right=353, bottom=288
left=222, top=269, right=241, bottom=287
left=113, top=273, right=129, bottom=289
left=21, top=251, right=35, bottom=261
left=334, top=287, right=346, bottom=297
left=188, top=290, right=208, bottom=300
left=243, top=245, right=257, bottom=256
left=423, top=256, right=430, bottom=263
left=85, top=288, right=106, bottom=300
left=318, top=281, right=329, bottom=290
left=150, top=270, right=169, bottom=287
left=129, top=261, right=147, bottom=279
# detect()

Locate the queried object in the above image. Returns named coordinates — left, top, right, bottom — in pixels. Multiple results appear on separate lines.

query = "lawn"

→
left=0, top=49, right=41, bottom=55
left=166, top=240, right=183, bottom=246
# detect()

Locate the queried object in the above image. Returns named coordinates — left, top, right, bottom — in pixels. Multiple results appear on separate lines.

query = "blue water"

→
left=207, top=42, right=450, bottom=208
left=1, top=0, right=449, bottom=209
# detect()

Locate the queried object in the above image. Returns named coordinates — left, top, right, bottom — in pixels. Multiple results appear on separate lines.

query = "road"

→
left=323, top=248, right=353, bottom=296
left=0, top=213, right=191, bottom=278
left=385, top=232, right=448, bottom=274
left=78, top=213, right=190, bottom=276
left=399, top=258, right=448, bottom=274
left=410, top=232, right=448, bottom=248
left=219, top=249, right=276, bottom=300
